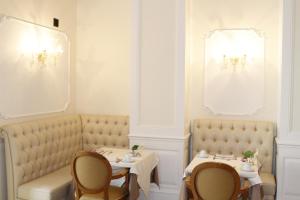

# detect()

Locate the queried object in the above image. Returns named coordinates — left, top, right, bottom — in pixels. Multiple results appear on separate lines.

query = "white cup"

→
left=199, top=150, right=208, bottom=158
left=123, top=154, right=133, bottom=163
left=241, top=163, right=252, bottom=171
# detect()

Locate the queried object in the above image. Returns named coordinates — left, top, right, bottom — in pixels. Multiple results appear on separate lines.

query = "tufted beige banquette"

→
left=192, top=119, right=276, bottom=200
left=81, top=114, right=129, bottom=150
left=0, top=114, right=129, bottom=200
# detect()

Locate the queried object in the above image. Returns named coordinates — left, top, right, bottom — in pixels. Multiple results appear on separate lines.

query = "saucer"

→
left=122, top=159, right=135, bottom=163
left=198, top=154, right=209, bottom=158
left=240, top=166, right=254, bottom=172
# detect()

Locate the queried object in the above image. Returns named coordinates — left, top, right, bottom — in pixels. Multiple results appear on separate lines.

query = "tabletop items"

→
left=183, top=152, right=263, bottom=200
left=184, top=153, right=262, bottom=185
left=186, top=162, right=249, bottom=200
left=94, top=147, right=159, bottom=199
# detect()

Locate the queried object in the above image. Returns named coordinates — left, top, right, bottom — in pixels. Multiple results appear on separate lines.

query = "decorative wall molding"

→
left=276, top=138, right=300, bottom=147
left=129, top=134, right=190, bottom=141
left=276, top=141, right=300, bottom=200
left=278, top=0, right=300, bottom=140
left=277, top=0, right=300, bottom=199
left=203, top=29, right=265, bottom=116
left=130, top=0, right=186, bottom=138
left=130, top=1, right=188, bottom=199
left=0, top=15, right=70, bottom=119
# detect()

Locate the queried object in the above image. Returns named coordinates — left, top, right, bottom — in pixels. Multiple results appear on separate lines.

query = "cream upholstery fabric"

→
left=196, top=168, right=236, bottom=200
left=75, top=155, right=110, bottom=190
left=1, top=114, right=130, bottom=200
left=192, top=119, right=274, bottom=173
left=192, top=118, right=276, bottom=198
left=2, top=115, right=82, bottom=200
left=17, top=166, right=72, bottom=200
left=81, top=115, right=129, bottom=150
left=260, top=173, right=276, bottom=196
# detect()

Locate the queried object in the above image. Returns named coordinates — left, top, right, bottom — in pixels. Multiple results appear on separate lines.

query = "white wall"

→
left=0, top=1, right=77, bottom=123
left=76, top=0, right=131, bottom=115
left=277, top=1, right=300, bottom=199
left=0, top=0, right=77, bottom=199
left=130, top=1, right=188, bottom=199
left=292, top=0, right=300, bottom=132
left=189, top=0, right=280, bottom=121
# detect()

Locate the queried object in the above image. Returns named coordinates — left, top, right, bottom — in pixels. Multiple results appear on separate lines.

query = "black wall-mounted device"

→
left=53, top=18, right=59, bottom=27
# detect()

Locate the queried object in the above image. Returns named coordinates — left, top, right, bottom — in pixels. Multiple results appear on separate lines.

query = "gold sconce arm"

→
left=37, top=50, right=48, bottom=65
left=223, top=54, right=247, bottom=69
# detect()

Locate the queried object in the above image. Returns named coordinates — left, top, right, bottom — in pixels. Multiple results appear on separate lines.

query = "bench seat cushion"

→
left=260, top=173, right=276, bottom=196
left=79, top=186, right=127, bottom=200
left=18, top=166, right=72, bottom=200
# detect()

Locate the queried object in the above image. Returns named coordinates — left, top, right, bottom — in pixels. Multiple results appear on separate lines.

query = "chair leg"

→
left=186, top=187, right=193, bottom=200
left=125, top=173, right=130, bottom=191
left=74, top=183, right=81, bottom=200
left=240, top=189, right=249, bottom=200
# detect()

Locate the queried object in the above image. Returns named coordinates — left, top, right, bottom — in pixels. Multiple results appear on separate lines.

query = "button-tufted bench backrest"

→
left=192, top=119, right=274, bottom=173
left=81, top=114, right=129, bottom=150
left=1, top=115, right=82, bottom=198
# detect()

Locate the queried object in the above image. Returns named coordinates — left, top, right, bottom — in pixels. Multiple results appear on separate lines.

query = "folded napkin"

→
left=214, top=154, right=235, bottom=160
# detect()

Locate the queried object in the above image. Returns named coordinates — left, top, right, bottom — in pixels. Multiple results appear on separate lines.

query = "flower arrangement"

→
left=242, top=150, right=254, bottom=159
left=242, top=150, right=254, bottom=163
left=131, top=145, right=139, bottom=156
left=131, top=145, right=139, bottom=151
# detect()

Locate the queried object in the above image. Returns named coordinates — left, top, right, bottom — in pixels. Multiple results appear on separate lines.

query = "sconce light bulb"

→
left=223, top=54, right=247, bottom=70
left=37, top=50, right=48, bottom=64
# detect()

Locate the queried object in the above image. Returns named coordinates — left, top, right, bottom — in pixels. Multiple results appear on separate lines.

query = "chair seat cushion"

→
left=18, top=166, right=72, bottom=200
left=79, top=186, right=128, bottom=200
left=260, top=173, right=276, bottom=196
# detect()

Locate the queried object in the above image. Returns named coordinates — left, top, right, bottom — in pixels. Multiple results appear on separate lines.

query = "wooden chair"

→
left=71, top=151, right=129, bottom=200
left=185, top=162, right=249, bottom=200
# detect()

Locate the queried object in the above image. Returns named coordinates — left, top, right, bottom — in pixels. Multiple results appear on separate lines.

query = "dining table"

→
left=183, top=154, right=262, bottom=200
left=94, top=147, right=160, bottom=200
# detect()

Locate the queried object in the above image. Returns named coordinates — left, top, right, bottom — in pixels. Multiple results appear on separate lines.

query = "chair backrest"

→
left=191, top=162, right=240, bottom=200
left=71, top=151, right=112, bottom=198
left=0, top=114, right=82, bottom=200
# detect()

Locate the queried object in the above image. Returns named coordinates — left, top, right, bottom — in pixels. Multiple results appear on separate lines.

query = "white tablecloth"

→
left=96, top=147, right=159, bottom=196
left=184, top=155, right=262, bottom=185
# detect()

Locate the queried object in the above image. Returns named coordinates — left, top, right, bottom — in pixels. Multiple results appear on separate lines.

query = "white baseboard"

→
left=276, top=139, right=300, bottom=200
left=137, top=184, right=182, bottom=200
left=138, top=191, right=179, bottom=200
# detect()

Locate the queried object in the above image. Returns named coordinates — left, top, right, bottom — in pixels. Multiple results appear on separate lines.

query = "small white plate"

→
left=198, top=154, right=209, bottom=158
left=122, top=159, right=135, bottom=163
left=240, top=167, right=254, bottom=172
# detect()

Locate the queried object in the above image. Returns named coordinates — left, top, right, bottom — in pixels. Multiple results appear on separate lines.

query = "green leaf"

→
left=242, top=150, right=254, bottom=158
left=131, top=145, right=139, bottom=151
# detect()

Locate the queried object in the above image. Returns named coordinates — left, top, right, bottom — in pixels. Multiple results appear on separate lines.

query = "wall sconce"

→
left=223, top=54, right=247, bottom=70
left=35, top=46, right=63, bottom=65
left=20, top=31, right=64, bottom=67
left=203, top=29, right=265, bottom=115
left=37, top=50, right=47, bottom=64
left=205, top=29, right=264, bottom=72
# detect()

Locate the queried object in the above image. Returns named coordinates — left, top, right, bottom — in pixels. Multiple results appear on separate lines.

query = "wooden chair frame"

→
left=188, top=162, right=247, bottom=200
left=112, top=168, right=130, bottom=191
left=72, top=151, right=129, bottom=200
left=72, top=151, right=112, bottom=200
